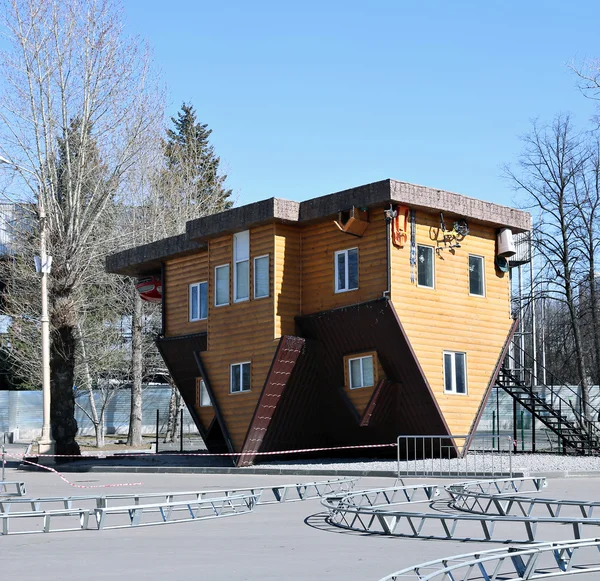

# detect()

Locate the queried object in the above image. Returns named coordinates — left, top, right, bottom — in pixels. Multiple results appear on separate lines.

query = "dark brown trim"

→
left=464, top=318, right=520, bottom=454
left=237, top=335, right=305, bottom=466
left=192, top=351, right=235, bottom=458
left=160, top=262, right=166, bottom=337
left=359, top=379, right=387, bottom=427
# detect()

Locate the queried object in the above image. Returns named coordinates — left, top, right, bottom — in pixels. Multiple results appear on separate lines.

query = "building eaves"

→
left=389, top=180, right=531, bottom=233
left=186, top=198, right=300, bottom=241
left=105, top=233, right=206, bottom=276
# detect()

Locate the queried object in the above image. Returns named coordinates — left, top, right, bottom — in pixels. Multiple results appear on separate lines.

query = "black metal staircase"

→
left=496, top=342, right=600, bottom=455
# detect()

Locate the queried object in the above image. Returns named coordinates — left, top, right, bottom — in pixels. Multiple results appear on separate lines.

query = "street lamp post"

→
left=0, top=156, right=55, bottom=455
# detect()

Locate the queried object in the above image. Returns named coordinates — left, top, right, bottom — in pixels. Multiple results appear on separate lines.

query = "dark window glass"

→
left=417, top=245, right=434, bottom=288
left=469, top=255, right=484, bottom=296
left=347, top=248, right=358, bottom=290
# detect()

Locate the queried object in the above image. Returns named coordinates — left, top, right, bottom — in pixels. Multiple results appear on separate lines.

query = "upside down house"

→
left=106, top=179, right=531, bottom=465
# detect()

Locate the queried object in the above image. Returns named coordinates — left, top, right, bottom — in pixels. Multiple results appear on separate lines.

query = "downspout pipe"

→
left=383, top=205, right=396, bottom=299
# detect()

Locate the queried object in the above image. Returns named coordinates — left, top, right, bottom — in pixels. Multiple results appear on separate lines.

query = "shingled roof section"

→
left=106, top=178, right=531, bottom=276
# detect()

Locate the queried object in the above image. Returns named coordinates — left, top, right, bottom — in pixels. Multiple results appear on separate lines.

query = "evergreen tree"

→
left=162, top=103, right=232, bottom=212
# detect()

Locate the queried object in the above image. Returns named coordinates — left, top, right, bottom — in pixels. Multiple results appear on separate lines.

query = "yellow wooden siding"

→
left=194, top=377, right=215, bottom=430
left=301, top=208, right=387, bottom=315
left=274, top=224, right=302, bottom=338
left=164, top=252, right=209, bottom=337
left=390, top=211, right=512, bottom=435
left=342, top=351, right=386, bottom=416
left=201, top=225, right=278, bottom=451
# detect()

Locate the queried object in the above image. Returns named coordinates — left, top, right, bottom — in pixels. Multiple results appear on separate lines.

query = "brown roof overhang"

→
left=105, top=233, right=206, bottom=276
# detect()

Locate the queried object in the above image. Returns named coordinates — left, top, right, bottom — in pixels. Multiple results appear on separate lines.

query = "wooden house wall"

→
left=274, top=224, right=302, bottom=338
left=300, top=208, right=388, bottom=315
left=390, top=211, right=512, bottom=435
left=164, top=252, right=208, bottom=337
left=200, top=225, right=278, bottom=451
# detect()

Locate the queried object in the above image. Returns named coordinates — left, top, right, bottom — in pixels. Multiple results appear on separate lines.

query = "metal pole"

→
left=529, top=232, right=538, bottom=388
left=1, top=445, right=5, bottom=481
left=513, top=397, right=517, bottom=453
left=0, top=158, right=54, bottom=455
left=496, top=387, right=500, bottom=452
left=38, top=204, right=54, bottom=455
left=520, top=410, right=524, bottom=451
left=155, top=409, right=159, bottom=454
left=492, top=411, right=496, bottom=449
left=179, top=408, right=184, bottom=453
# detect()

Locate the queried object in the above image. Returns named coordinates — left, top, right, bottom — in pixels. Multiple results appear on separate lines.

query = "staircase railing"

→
left=499, top=341, right=600, bottom=452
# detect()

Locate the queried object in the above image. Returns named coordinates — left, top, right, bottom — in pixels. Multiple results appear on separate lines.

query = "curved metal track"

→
left=0, top=477, right=356, bottom=535
left=323, top=477, right=600, bottom=543
left=378, top=538, right=600, bottom=580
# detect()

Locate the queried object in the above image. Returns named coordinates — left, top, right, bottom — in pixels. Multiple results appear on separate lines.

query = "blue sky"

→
left=123, top=0, right=600, bottom=208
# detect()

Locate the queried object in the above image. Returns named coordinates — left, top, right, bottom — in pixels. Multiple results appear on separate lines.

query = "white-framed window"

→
left=189, top=281, right=208, bottom=321
left=230, top=362, right=251, bottom=393
left=197, top=378, right=212, bottom=407
left=254, top=254, right=269, bottom=299
left=215, top=264, right=230, bottom=306
left=233, top=230, right=250, bottom=303
left=417, top=244, right=434, bottom=289
left=469, top=255, right=485, bottom=297
left=443, top=351, right=467, bottom=394
left=348, top=355, right=374, bottom=389
left=334, top=247, right=359, bottom=293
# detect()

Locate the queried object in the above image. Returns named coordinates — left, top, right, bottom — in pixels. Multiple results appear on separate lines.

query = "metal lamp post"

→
left=0, top=156, right=55, bottom=455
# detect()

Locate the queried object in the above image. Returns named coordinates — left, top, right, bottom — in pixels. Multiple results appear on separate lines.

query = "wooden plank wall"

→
left=390, top=210, right=512, bottom=435
left=301, top=208, right=388, bottom=315
left=164, top=252, right=209, bottom=337
left=201, top=225, right=278, bottom=451
left=274, top=223, right=301, bottom=338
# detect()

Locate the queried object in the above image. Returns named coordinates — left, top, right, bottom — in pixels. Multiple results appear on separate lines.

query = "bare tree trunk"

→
left=50, top=294, right=80, bottom=456
left=164, top=379, right=181, bottom=443
left=127, top=291, right=143, bottom=447
left=76, top=323, right=103, bottom=447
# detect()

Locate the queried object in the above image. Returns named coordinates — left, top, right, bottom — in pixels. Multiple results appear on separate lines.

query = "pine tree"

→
left=162, top=103, right=232, bottom=212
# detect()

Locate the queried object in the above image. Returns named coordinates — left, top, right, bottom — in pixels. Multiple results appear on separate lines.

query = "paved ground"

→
left=2, top=466, right=600, bottom=581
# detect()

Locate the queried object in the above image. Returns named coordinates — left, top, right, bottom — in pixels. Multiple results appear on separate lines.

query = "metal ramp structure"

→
left=0, top=477, right=356, bottom=536
left=494, top=232, right=600, bottom=455
left=496, top=341, right=600, bottom=455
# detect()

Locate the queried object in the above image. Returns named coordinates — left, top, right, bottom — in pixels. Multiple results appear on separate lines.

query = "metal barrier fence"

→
left=396, top=434, right=514, bottom=478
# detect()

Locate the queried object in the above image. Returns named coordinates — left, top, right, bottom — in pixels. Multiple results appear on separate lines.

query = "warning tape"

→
left=5, top=441, right=397, bottom=460
left=17, top=458, right=143, bottom=489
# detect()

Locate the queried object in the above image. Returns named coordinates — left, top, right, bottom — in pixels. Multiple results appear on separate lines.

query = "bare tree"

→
left=0, top=0, right=162, bottom=454
left=505, top=114, right=593, bottom=420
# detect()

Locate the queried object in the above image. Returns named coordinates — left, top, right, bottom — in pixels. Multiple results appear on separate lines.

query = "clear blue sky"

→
left=124, top=0, right=600, bottom=208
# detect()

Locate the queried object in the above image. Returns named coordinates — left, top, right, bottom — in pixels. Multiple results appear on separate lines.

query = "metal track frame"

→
left=0, top=480, right=26, bottom=497
left=0, top=477, right=356, bottom=535
left=323, top=478, right=600, bottom=543
left=379, top=538, right=600, bottom=580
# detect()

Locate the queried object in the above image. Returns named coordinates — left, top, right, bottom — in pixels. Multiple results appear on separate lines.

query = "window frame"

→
left=468, top=254, right=485, bottom=297
left=417, top=244, right=435, bottom=289
left=443, top=351, right=468, bottom=395
left=189, top=281, right=208, bottom=322
left=214, top=264, right=230, bottom=307
left=253, top=254, right=270, bottom=299
left=344, top=351, right=379, bottom=390
left=230, top=361, right=251, bottom=394
left=233, top=231, right=250, bottom=304
left=334, top=247, right=359, bottom=294
left=196, top=378, right=212, bottom=407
